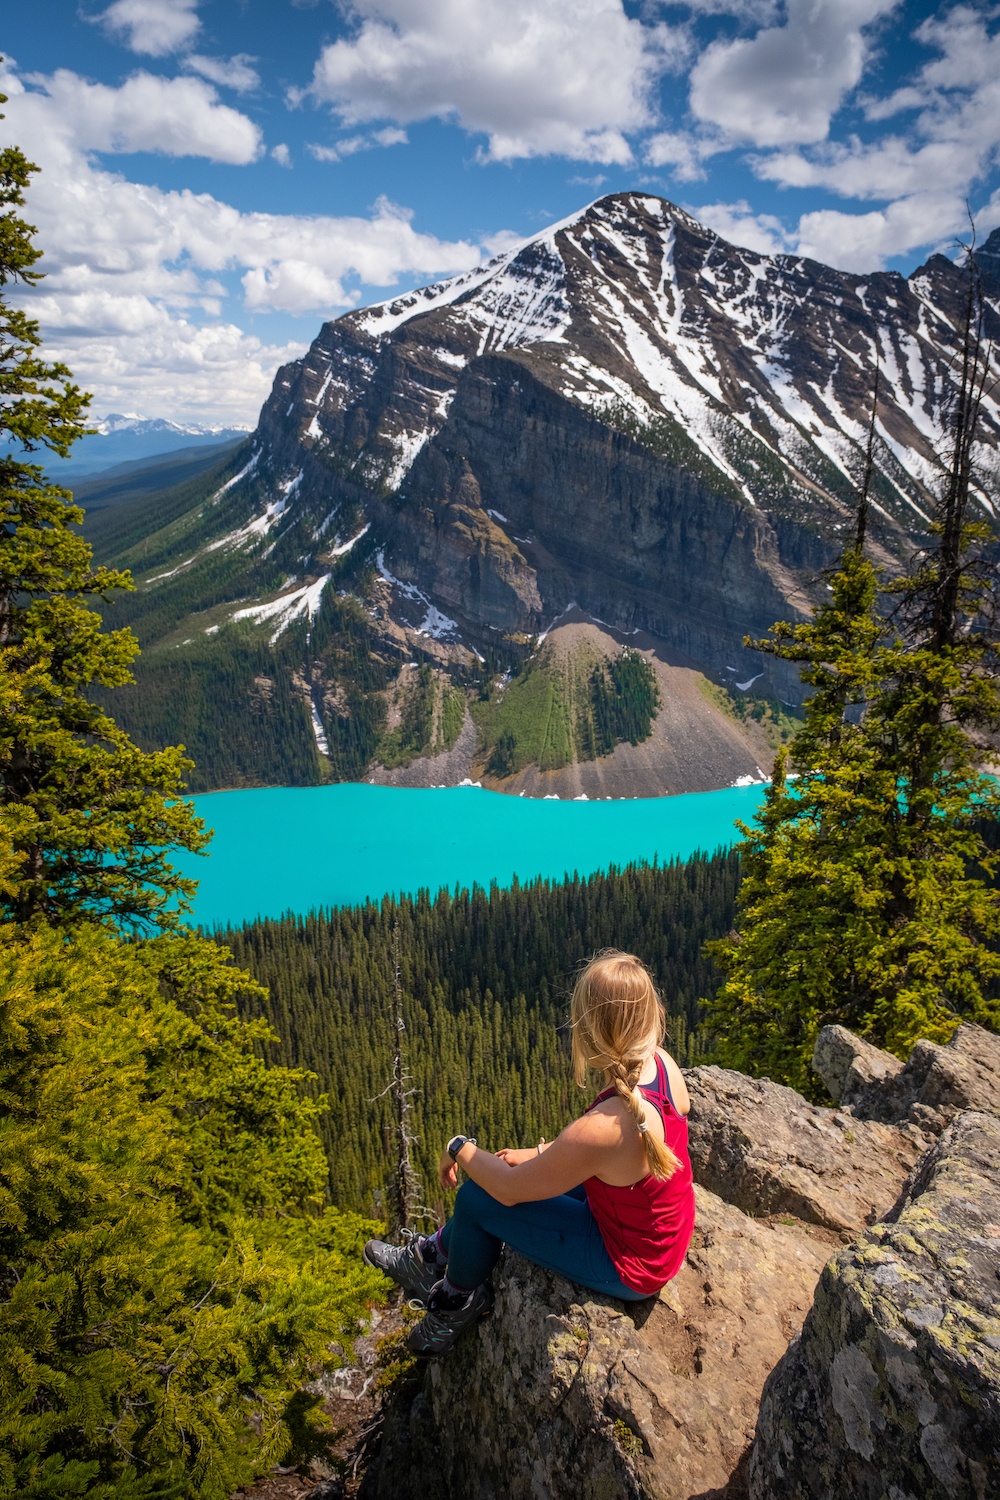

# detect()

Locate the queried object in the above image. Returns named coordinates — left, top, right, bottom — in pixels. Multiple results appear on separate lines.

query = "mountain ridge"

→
left=86, top=192, right=1000, bottom=794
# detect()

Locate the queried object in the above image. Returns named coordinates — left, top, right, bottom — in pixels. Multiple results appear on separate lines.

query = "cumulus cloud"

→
left=690, top=0, right=899, bottom=147
left=644, top=130, right=712, bottom=182
left=271, top=143, right=292, bottom=167
left=793, top=192, right=969, bottom=271
left=183, top=53, right=260, bottom=93
left=22, top=68, right=262, bottom=164
left=91, top=0, right=202, bottom=58
left=0, top=61, right=484, bottom=424
left=694, top=199, right=791, bottom=256
left=759, top=7, right=1000, bottom=202
left=302, top=0, right=687, bottom=163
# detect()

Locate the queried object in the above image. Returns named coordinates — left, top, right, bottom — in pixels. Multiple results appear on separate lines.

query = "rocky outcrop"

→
left=814, top=1021, right=1000, bottom=1133
left=684, top=1067, right=923, bottom=1233
left=362, top=1189, right=839, bottom=1500
left=358, top=1023, right=1000, bottom=1500
left=749, top=1110, right=1000, bottom=1500
left=811, top=1024, right=903, bottom=1106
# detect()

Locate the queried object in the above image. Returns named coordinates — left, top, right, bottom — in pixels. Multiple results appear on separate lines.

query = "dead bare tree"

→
left=370, top=922, right=433, bottom=1237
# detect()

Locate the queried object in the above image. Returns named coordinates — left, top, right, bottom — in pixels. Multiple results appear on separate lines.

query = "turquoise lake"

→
left=176, top=781, right=768, bottom=929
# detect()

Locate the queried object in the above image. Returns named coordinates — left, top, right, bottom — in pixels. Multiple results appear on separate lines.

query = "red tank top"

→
left=583, top=1054, right=696, bottom=1295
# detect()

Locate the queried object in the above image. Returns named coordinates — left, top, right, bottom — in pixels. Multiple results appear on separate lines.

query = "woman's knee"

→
left=453, top=1178, right=494, bottom=1222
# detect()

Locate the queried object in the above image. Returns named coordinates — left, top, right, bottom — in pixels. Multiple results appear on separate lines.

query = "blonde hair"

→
left=571, top=950, right=680, bottom=1180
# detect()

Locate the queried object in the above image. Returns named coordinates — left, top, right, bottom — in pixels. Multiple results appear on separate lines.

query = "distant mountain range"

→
left=83, top=198, right=1000, bottom=796
left=43, top=413, right=252, bottom=480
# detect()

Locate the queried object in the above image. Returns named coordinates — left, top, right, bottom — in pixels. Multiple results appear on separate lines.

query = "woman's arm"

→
left=441, top=1115, right=613, bottom=1206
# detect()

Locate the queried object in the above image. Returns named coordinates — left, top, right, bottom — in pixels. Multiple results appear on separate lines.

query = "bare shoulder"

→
left=657, top=1047, right=691, bottom=1116
left=564, top=1104, right=622, bottom=1145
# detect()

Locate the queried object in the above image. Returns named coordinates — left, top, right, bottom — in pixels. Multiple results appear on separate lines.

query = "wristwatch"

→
left=447, top=1134, right=477, bottom=1162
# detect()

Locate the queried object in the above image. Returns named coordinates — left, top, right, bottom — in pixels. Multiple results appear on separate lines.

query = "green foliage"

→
left=439, top=682, right=465, bottom=748
left=100, top=626, right=323, bottom=793
left=474, top=643, right=659, bottom=777
left=708, top=528, right=1000, bottom=1094
left=221, top=854, right=735, bottom=1215
left=0, top=137, right=385, bottom=1500
left=311, top=592, right=394, bottom=782
left=0, top=146, right=88, bottom=458
left=585, top=648, right=660, bottom=758
left=375, top=663, right=465, bottom=770
left=488, top=728, right=517, bottom=777
left=698, top=677, right=801, bottom=750
left=0, top=137, right=207, bottom=926
left=0, top=924, right=383, bottom=1500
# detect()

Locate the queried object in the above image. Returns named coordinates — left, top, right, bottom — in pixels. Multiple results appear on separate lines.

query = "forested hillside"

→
left=222, top=852, right=737, bottom=1214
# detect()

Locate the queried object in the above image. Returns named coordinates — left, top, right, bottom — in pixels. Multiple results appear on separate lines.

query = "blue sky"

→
left=3, top=1, right=999, bottom=426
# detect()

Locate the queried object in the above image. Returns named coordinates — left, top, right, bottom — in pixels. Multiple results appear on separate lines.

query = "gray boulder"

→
left=685, top=1066, right=923, bottom=1233
left=749, top=1110, right=1000, bottom=1500
left=811, top=1024, right=903, bottom=1106
left=849, top=1022, right=1000, bottom=1133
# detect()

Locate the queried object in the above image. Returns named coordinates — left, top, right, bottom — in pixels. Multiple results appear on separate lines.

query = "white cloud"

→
left=306, top=127, right=408, bottom=163
left=91, top=0, right=202, bottom=58
left=794, top=192, right=967, bottom=271
left=693, top=199, right=791, bottom=256
left=23, top=68, right=262, bottom=164
left=690, top=0, right=899, bottom=147
left=183, top=53, right=260, bottom=93
left=673, top=1, right=779, bottom=16
left=0, top=61, right=485, bottom=425
left=271, top=143, right=292, bottom=167
left=644, top=130, right=711, bottom=181
left=302, top=0, right=688, bottom=164
left=756, top=8, right=1000, bottom=204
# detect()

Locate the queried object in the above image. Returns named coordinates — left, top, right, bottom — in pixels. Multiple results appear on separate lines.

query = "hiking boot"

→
left=362, top=1232, right=443, bottom=1304
left=405, top=1281, right=494, bottom=1357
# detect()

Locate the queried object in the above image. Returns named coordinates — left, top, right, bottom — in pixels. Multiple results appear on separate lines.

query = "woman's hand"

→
left=495, top=1142, right=548, bottom=1166
left=438, top=1147, right=459, bottom=1192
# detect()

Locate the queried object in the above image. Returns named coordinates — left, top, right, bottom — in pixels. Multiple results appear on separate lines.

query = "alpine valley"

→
left=86, top=194, right=1000, bottom=796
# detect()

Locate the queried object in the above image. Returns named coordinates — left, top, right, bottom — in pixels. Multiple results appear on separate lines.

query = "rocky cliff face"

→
left=359, top=1023, right=1000, bottom=1500
left=239, top=192, right=999, bottom=674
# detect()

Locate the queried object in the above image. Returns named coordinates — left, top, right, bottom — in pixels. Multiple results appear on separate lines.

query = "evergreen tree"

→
left=0, top=120, right=385, bottom=1497
left=0, top=925, right=382, bottom=1500
left=709, top=267, right=1000, bottom=1094
left=0, top=122, right=207, bottom=929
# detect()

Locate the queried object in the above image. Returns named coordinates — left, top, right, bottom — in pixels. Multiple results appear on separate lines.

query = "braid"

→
left=611, top=1057, right=681, bottom=1181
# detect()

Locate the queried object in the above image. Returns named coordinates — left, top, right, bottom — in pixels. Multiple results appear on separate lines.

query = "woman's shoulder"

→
left=656, top=1047, right=691, bottom=1117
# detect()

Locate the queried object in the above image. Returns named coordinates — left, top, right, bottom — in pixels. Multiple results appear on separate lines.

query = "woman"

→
left=364, top=950, right=696, bottom=1356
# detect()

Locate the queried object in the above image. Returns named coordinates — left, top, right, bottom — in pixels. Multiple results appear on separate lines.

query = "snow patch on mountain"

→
left=232, top=574, right=331, bottom=646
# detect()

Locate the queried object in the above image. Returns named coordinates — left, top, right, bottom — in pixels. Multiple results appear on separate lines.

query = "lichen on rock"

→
left=749, top=1111, right=1000, bottom=1500
left=684, top=1066, right=922, bottom=1233
left=360, top=1189, right=839, bottom=1500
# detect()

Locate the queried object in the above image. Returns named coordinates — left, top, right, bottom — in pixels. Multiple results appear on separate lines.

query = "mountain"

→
left=47, top=413, right=251, bottom=480
left=70, top=439, right=245, bottom=515
left=85, top=193, right=1000, bottom=795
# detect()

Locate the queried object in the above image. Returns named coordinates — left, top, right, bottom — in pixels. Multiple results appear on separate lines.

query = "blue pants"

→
left=439, top=1180, right=647, bottom=1301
